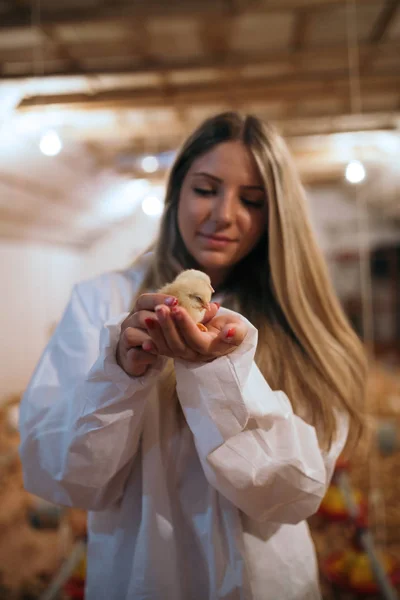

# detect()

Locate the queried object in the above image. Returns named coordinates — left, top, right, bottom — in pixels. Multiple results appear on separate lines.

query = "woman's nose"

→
left=211, top=190, right=235, bottom=224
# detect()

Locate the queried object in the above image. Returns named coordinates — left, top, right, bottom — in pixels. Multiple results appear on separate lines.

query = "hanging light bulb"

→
left=39, top=130, right=62, bottom=156
left=345, top=160, right=366, bottom=184
left=141, top=155, right=159, bottom=173
left=141, top=195, right=163, bottom=217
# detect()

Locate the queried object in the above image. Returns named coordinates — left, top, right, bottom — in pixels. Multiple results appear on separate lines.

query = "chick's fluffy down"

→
left=159, top=269, right=214, bottom=327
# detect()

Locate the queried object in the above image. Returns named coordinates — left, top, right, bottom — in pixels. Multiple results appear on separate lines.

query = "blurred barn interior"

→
left=0, top=0, right=399, bottom=598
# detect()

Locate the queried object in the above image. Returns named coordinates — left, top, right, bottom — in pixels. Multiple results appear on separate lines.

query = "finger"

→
left=126, top=348, right=158, bottom=377
left=144, top=316, right=171, bottom=357
left=202, top=302, right=219, bottom=324
left=126, top=347, right=158, bottom=367
left=133, top=293, right=178, bottom=313
left=122, top=326, right=153, bottom=349
left=130, top=309, right=162, bottom=331
left=155, top=305, right=187, bottom=355
left=217, top=322, right=248, bottom=348
left=171, top=307, right=211, bottom=354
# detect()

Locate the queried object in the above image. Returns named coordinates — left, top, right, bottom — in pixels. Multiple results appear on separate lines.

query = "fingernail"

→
left=145, top=318, right=156, bottom=329
left=165, top=297, right=178, bottom=307
left=142, top=341, right=153, bottom=352
left=226, top=327, right=235, bottom=339
left=214, top=302, right=220, bottom=309
left=171, top=307, right=182, bottom=319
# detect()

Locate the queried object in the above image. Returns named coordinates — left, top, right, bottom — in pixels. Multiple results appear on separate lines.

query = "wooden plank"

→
left=16, top=71, right=400, bottom=111
left=369, top=0, right=400, bottom=42
left=290, top=9, right=311, bottom=51
left=0, top=0, right=382, bottom=31
left=2, top=40, right=399, bottom=80
left=361, top=0, right=400, bottom=69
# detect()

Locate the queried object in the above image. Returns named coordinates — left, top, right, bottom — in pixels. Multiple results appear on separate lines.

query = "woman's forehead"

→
left=188, top=141, right=263, bottom=186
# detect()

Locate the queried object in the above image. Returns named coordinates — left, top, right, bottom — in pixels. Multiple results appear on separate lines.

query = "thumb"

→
left=202, top=301, right=219, bottom=324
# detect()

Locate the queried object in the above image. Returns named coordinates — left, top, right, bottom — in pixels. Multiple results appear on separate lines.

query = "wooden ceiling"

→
left=0, top=0, right=399, bottom=249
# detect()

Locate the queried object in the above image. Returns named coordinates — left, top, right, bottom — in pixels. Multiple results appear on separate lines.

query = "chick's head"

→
left=173, top=270, right=214, bottom=317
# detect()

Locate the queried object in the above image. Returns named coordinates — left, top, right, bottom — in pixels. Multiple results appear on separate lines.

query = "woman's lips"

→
left=198, top=233, right=236, bottom=248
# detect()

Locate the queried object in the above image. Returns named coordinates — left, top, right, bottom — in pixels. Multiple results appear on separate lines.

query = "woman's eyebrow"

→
left=193, top=172, right=264, bottom=191
left=241, top=185, right=265, bottom=192
left=192, top=172, right=222, bottom=183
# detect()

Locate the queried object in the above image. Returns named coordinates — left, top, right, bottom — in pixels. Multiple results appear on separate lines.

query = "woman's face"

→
left=177, top=141, right=268, bottom=287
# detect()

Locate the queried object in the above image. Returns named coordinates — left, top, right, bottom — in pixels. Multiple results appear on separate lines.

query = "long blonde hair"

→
left=136, top=112, right=366, bottom=452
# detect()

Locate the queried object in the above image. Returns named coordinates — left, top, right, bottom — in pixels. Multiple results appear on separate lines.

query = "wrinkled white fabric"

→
left=19, top=255, right=348, bottom=600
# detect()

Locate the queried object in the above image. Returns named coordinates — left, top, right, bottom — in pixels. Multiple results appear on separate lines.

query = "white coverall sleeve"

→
left=174, top=309, right=348, bottom=524
left=19, top=283, right=164, bottom=511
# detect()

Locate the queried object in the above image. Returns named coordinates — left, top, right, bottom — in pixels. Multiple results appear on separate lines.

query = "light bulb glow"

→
left=39, top=130, right=62, bottom=156
left=345, top=160, right=366, bottom=184
left=141, top=195, right=163, bottom=216
left=141, top=155, right=159, bottom=173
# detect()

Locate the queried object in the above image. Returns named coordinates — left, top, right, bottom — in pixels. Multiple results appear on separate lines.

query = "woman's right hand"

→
left=116, top=293, right=177, bottom=377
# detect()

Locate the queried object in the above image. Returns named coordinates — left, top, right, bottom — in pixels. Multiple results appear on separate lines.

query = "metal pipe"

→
left=39, top=540, right=86, bottom=600
left=336, top=471, right=399, bottom=600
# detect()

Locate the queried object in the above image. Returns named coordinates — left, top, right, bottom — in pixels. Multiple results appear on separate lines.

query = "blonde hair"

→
left=137, top=112, right=366, bottom=452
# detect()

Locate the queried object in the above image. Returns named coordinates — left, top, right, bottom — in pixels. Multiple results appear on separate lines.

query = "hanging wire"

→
left=344, top=2, right=398, bottom=598
left=345, top=0, right=374, bottom=354
left=32, top=0, right=45, bottom=79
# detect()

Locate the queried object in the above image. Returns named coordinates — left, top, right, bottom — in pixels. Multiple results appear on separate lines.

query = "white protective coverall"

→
left=19, top=254, right=347, bottom=600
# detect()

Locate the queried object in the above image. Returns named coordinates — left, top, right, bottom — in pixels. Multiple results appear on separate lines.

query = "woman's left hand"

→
left=142, top=302, right=248, bottom=362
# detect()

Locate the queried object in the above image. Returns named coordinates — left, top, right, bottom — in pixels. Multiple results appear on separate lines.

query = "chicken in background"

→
left=158, top=269, right=214, bottom=331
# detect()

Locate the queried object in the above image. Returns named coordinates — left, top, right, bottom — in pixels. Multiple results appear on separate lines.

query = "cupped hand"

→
left=143, top=303, right=248, bottom=363
left=116, top=292, right=178, bottom=377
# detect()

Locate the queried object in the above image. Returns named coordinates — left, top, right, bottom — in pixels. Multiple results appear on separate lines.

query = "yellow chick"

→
left=159, top=269, right=214, bottom=331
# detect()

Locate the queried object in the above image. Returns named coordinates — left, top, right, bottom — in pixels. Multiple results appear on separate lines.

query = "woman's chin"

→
left=194, top=248, right=236, bottom=268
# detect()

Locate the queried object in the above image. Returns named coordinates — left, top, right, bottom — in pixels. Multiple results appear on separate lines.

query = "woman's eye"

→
left=193, top=187, right=215, bottom=196
left=241, top=198, right=264, bottom=208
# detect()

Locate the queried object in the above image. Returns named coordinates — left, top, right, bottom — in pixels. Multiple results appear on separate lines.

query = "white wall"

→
left=0, top=240, right=83, bottom=400
left=307, top=186, right=400, bottom=255
left=83, top=208, right=160, bottom=279
left=0, top=211, right=159, bottom=402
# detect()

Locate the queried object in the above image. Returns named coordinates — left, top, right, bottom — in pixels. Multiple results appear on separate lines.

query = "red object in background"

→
left=322, top=550, right=400, bottom=596
left=318, top=483, right=368, bottom=523
left=334, top=455, right=350, bottom=472
left=63, top=577, right=85, bottom=600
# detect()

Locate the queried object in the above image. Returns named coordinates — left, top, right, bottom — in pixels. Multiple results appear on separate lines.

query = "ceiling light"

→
left=345, top=160, right=366, bottom=184
left=39, top=130, right=62, bottom=156
left=141, top=195, right=163, bottom=217
left=141, top=155, right=159, bottom=173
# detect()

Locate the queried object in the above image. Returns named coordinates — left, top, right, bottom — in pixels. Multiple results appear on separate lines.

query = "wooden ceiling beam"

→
left=361, top=0, right=400, bottom=70
left=39, top=25, right=85, bottom=75
left=290, top=9, right=311, bottom=51
left=16, top=71, right=400, bottom=111
left=0, top=0, right=381, bottom=30
left=2, top=40, right=399, bottom=80
left=369, top=0, right=400, bottom=43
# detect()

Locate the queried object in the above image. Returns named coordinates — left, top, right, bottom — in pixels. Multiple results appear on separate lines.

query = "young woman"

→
left=19, top=112, right=366, bottom=599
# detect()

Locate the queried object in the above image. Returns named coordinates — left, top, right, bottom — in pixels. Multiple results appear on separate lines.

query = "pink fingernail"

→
left=165, top=297, right=178, bottom=307
left=214, top=302, right=221, bottom=310
left=226, top=327, right=235, bottom=339
left=142, top=341, right=153, bottom=352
